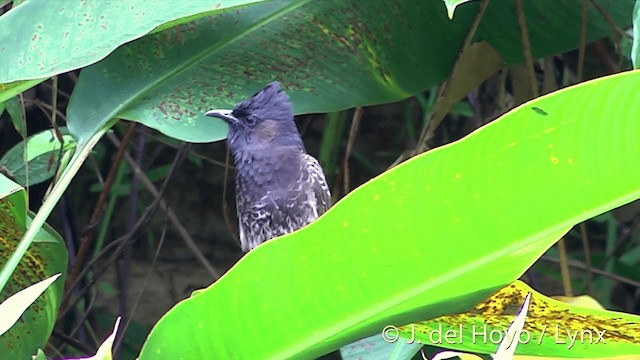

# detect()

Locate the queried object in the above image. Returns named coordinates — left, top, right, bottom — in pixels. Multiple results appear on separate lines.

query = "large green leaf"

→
left=3, top=95, right=26, bottom=138
left=0, top=127, right=77, bottom=186
left=0, top=273, right=61, bottom=337
left=0, top=175, right=67, bottom=359
left=0, top=1, right=263, bottom=103
left=139, top=70, right=640, bottom=359
left=0, top=79, right=45, bottom=105
left=0, top=0, right=262, bottom=82
left=66, top=0, right=633, bottom=143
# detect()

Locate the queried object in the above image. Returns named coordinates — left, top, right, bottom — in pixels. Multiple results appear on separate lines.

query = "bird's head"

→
left=205, top=82, right=303, bottom=153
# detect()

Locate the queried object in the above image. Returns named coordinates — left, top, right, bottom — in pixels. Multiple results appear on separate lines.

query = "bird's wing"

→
left=234, top=152, right=331, bottom=252
left=236, top=189, right=284, bottom=251
left=303, top=153, right=331, bottom=215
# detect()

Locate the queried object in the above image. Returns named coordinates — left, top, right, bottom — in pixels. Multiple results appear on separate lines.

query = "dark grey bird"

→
left=205, top=82, right=331, bottom=252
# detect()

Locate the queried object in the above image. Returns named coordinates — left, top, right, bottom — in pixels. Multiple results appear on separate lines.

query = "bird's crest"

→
left=232, top=81, right=294, bottom=122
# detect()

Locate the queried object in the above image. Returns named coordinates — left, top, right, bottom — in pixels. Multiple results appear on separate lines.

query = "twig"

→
left=143, top=132, right=233, bottom=169
left=25, top=98, right=67, bottom=121
left=542, top=255, right=640, bottom=289
left=114, top=211, right=168, bottom=354
left=577, top=0, right=588, bottom=82
left=114, top=129, right=146, bottom=360
left=60, top=143, right=195, bottom=317
left=342, top=107, right=363, bottom=194
left=62, top=122, right=137, bottom=311
left=557, top=238, right=573, bottom=296
left=515, top=0, right=538, bottom=98
left=18, top=92, right=29, bottom=191
left=596, top=213, right=640, bottom=269
left=415, top=0, right=490, bottom=153
left=108, top=133, right=221, bottom=278
left=50, top=329, right=95, bottom=355
left=50, top=76, right=66, bottom=190
left=40, top=80, right=72, bottom=99
left=588, top=0, right=626, bottom=68
left=67, top=289, right=99, bottom=338
left=579, top=222, right=593, bottom=294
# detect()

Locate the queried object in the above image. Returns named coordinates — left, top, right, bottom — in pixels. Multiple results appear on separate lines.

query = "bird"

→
left=205, top=81, right=331, bottom=252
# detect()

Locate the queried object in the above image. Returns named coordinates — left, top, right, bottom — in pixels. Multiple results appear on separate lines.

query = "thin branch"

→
left=60, top=143, right=195, bottom=317
left=588, top=0, right=626, bottom=38
left=24, top=98, right=67, bottom=121
left=108, top=133, right=221, bottom=278
left=18, top=92, right=29, bottom=194
left=596, top=213, right=640, bottom=269
left=40, top=80, right=72, bottom=99
left=62, top=122, right=137, bottom=312
left=143, top=132, right=233, bottom=169
left=557, top=238, right=573, bottom=296
left=542, top=256, right=640, bottom=289
left=342, top=107, right=363, bottom=194
left=415, top=0, right=490, bottom=153
left=50, top=76, right=66, bottom=190
left=579, top=222, right=593, bottom=294
left=50, top=329, right=95, bottom=355
left=67, top=289, right=99, bottom=338
left=514, top=0, right=538, bottom=98
left=577, top=0, right=588, bottom=82
left=114, top=211, right=168, bottom=354
left=462, top=0, right=490, bottom=50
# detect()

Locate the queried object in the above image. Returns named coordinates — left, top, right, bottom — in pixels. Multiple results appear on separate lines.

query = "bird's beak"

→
left=204, top=109, right=238, bottom=125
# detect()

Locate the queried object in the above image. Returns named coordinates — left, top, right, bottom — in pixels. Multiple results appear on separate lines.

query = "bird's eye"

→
left=245, top=115, right=258, bottom=126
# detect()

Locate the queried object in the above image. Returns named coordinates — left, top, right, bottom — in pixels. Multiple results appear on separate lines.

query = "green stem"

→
left=0, top=127, right=110, bottom=294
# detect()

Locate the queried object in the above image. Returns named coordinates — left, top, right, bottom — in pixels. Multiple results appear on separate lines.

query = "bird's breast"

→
left=234, top=148, right=304, bottom=195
